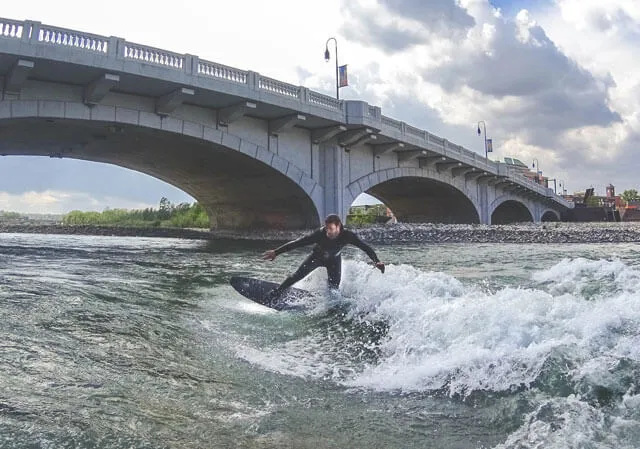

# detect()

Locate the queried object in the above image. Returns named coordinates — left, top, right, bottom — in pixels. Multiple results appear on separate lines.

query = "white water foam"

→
left=493, top=395, right=614, bottom=449
left=491, top=388, right=640, bottom=449
left=346, top=258, right=640, bottom=396
left=237, top=258, right=640, bottom=402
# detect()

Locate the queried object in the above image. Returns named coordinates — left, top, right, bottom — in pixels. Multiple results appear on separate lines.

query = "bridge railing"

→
left=0, top=18, right=24, bottom=39
left=258, top=75, right=301, bottom=98
left=37, top=23, right=109, bottom=53
left=122, top=41, right=184, bottom=69
left=308, top=90, right=342, bottom=110
left=0, top=17, right=569, bottom=207
left=197, top=60, right=248, bottom=84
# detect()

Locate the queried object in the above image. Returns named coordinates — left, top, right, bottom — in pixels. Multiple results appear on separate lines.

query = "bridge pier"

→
left=478, top=183, right=490, bottom=225
left=320, top=143, right=350, bottom=221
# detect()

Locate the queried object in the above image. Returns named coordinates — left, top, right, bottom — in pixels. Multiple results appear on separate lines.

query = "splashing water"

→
left=237, top=255, right=640, bottom=447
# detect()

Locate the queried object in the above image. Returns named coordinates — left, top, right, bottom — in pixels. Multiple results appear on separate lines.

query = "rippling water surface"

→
left=1, top=232, right=640, bottom=448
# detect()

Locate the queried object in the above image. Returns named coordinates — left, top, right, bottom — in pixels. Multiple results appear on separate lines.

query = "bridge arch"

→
left=540, top=210, right=560, bottom=222
left=0, top=100, right=322, bottom=230
left=347, top=167, right=481, bottom=224
left=490, top=196, right=534, bottom=224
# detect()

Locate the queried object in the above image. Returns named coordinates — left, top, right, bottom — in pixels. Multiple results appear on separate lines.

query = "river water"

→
left=1, top=232, right=640, bottom=448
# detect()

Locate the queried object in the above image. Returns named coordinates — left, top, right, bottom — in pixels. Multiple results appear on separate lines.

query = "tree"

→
left=621, top=189, right=639, bottom=205
left=586, top=195, right=600, bottom=207
left=158, top=197, right=173, bottom=220
left=60, top=198, right=210, bottom=229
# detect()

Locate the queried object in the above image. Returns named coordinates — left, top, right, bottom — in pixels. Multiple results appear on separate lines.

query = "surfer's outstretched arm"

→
left=345, top=230, right=385, bottom=273
left=262, top=229, right=323, bottom=260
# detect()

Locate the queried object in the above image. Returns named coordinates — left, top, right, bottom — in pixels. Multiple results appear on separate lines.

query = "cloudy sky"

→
left=1, top=0, right=639, bottom=213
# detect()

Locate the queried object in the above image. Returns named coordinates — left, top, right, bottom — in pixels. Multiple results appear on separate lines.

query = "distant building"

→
left=605, top=184, right=625, bottom=209
left=502, top=157, right=549, bottom=187
left=563, top=185, right=623, bottom=222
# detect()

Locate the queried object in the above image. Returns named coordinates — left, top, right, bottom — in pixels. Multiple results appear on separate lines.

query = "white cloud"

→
left=325, top=0, right=636, bottom=193
left=0, top=190, right=155, bottom=214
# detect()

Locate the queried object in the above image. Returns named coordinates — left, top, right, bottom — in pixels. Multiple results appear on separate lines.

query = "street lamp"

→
left=324, top=37, right=339, bottom=100
left=477, top=121, right=487, bottom=160
left=558, top=180, right=566, bottom=195
left=532, top=158, right=541, bottom=184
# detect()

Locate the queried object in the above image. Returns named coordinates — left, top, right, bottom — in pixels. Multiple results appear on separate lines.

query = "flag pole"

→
left=334, top=42, right=339, bottom=100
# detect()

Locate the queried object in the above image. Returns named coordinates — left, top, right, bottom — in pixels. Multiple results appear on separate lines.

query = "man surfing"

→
left=262, top=214, right=385, bottom=301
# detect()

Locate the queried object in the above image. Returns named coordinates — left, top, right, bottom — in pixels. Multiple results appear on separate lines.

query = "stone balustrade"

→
left=197, top=60, right=247, bottom=84
left=123, top=42, right=184, bottom=68
left=308, top=91, right=342, bottom=110
left=381, top=115, right=403, bottom=131
left=258, top=75, right=300, bottom=98
left=0, top=18, right=23, bottom=39
left=38, top=24, right=109, bottom=53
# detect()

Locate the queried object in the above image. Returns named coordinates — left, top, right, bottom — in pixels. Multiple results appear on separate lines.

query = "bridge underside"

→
left=366, top=177, right=480, bottom=224
left=492, top=200, right=533, bottom=224
left=0, top=118, right=319, bottom=230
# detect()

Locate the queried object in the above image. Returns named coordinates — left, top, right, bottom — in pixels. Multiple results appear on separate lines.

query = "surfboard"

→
left=230, top=276, right=314, bottom=311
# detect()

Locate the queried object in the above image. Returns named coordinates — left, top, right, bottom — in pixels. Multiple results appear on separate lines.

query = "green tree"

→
left=586, top=195, right=600, bottom=207
left=158, top=197, right=173, bottom=220
left=0, top=211, right=22, bottom=220
left=621, top=189, right=639, bottom=205
left=346, top=204, right=386, bottom=226
left=61, top=199, right=210, bottom=229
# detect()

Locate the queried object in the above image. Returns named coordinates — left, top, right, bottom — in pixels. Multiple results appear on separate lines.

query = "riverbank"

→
left=0, top=224, right=212, bottom=240
left=3, top=222, right=640, bottom=244
left=211, top=222, right=640, bottom=244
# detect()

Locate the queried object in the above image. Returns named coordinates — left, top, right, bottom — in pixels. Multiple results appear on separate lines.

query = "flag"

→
left=338, top=64, right=348, bottom=87
left=486, top=138, right=493, bottom=153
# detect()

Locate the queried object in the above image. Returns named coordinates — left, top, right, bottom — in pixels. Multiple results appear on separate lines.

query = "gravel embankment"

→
left=211, top=222, right=640, bottom=244
left=3, top=222, right=640, bottom=244
left=0, top=224, right=211, bottom=240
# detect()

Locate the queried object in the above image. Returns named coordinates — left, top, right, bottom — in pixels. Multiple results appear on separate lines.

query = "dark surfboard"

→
left=230, top=276, right=314, bottom=311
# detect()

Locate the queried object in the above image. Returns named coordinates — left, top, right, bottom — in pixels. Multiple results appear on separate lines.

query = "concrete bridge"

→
left=0, top=18, right=572, bottom=230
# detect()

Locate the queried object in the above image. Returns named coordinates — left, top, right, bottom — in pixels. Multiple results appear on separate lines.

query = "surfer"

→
left=262, top=214, right=385, bottom=301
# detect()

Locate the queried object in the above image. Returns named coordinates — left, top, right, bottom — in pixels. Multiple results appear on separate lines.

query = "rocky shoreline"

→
left=0, top=224, right=212, bottom=240
left=3, top=222, right=640, bottom=244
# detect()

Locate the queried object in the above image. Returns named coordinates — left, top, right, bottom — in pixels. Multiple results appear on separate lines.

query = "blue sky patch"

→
left=489, top=0, right=552, bottom=17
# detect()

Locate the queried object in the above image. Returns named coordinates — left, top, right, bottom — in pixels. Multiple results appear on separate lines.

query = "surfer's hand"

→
left=262, top=250, right=276, bottom=261
left=375, top=262, right=385, bottom=274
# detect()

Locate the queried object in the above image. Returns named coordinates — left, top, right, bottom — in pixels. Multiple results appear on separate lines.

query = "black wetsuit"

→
left=271, top=226, right=380, bottom=296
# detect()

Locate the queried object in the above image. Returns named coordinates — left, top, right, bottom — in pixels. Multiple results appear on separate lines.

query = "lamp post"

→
left=324, top=37, right=339, bottom=100
left=558, top=180, right=566, bottom=195
left=532, top=158, right=541, bottom=184
left=477, top=121, right=487, bottom=160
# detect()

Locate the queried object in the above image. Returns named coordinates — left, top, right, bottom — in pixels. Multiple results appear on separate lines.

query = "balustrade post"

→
left=184, top=54, right=197, bottom=75
left=298, top=87, right=309, bottom=103
left=107, top=36, right=125, bottom=59
left=22, top=20, right=40, bottom=43
left=247, top=71, right=258, bottom=90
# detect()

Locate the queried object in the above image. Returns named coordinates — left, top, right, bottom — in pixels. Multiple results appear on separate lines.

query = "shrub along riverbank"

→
left=61, top=198, right=210, bottom=229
